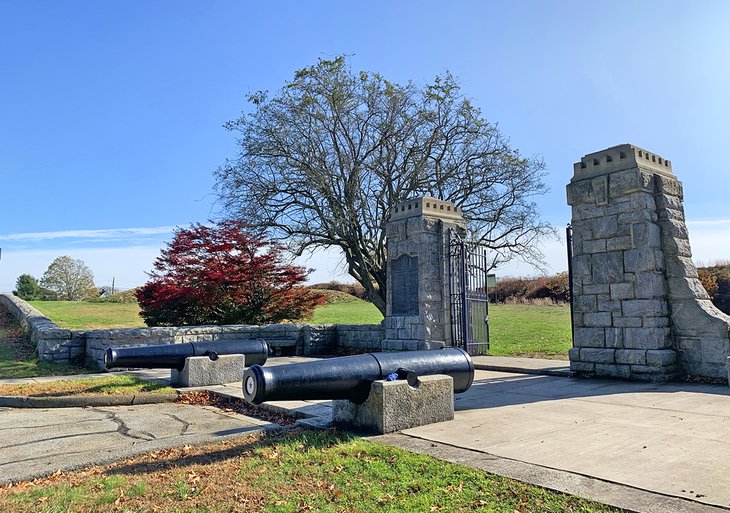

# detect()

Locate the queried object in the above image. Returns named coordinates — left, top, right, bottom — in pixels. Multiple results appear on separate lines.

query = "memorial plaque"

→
left=391, top=255, right=418, bottom=315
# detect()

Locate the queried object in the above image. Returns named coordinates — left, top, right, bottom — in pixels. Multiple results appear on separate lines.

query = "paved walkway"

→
left=0, top=402, right=272, bottom=485
left=2, top=356, right=730, bottom=513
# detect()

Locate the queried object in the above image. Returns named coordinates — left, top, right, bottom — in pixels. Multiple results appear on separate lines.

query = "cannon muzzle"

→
left=104, top=339, right=269, bottom=370
left=243, top=348, right=474, bottom=404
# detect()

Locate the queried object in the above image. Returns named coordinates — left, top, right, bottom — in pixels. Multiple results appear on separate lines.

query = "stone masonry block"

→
left=597, top=294, right=621, bottom=312
left=606, top=236, right=633, bottom=251
left=570, top=361, right=596, bottom=373
left=634, top=273, right=666, bottom=299
left=661, top=217, right=689, bottom=239
left=623, top=327, right=672, bottom=350
left=622, top=299, right=667, bottom=317
left=613, top=317, right=642, bottom=328
left=333, top=375, right=454, bottom=434
left=596, top=364, right=631, bottom=379
left=610, top=283, right=634, bottom=300
left=605, top=327, right=623, bottom=348
left=623, top=249, right=660, bottom=273
left=383, top=340, right=404, bottom=351
left=584, top=284, right=610, bottom=295
left=171, top=354, right=245, bottom=387
left=593, top=216, right=619, bottom=238
left=575, top=295, right=596, bottom=312
left=592, top=252, right=624, bottom=283
left=583, top=239, right=607, bottom=253
left=667, top=277, right=710, bottom=300
left=631, top=223, right=661, bottom=248
left=615, top=349, right=647, bottom=365
left=646, top=350, right=677, bottom=367
left=583, top=312, right=612, bottom=327
left=661, top=237, right=692, bottom=258
left=573, top=327, right=605, bottom=348
left=573, top=254, right=591, bottom=277
left=580, top=348, right=615, bottom=364
left=665, top=256, right=699, bottom=279
left=643, top=317, right=669, bottom=328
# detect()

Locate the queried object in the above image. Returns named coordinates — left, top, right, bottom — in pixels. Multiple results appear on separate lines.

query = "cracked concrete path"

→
left=0, top=402, right=273, bottom=484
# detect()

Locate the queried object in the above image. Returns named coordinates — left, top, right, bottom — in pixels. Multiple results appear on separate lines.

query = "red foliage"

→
left=136, top=220, right=324, bottom=326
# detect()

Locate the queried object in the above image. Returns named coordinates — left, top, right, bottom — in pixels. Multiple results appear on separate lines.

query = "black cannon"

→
left=242, top=348, right=474, bottom=404
left=104, top=339, right=269, bottom=371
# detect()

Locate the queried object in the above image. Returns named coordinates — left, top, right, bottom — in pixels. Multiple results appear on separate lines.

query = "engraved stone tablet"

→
left=391, top=255, right=418, bottom=315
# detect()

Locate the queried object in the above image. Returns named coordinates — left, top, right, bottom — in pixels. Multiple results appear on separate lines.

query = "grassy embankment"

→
left=0, top=429, right=621, bottom=513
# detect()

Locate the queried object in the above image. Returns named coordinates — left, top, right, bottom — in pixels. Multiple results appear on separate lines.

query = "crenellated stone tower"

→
left=567, top=144, right=730, bottom=381
left=383, top=196, right=466, bottom=350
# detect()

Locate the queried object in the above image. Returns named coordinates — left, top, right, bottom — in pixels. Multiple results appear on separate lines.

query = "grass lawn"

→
left=489, top=303, right=572, bottom=359
left=311, top=300, right=384, bottom=324
left=0, top=429, right=620, bottom=513
left=29, top=300, right=147, bottom=330
left=0, top=374, right=175, bottom=397
left=0, top=323, right=92, bottom=380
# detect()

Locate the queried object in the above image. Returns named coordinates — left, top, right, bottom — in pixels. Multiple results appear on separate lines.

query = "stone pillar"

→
left=383, top=196, right=466, bottom=350
left=567, top=144, right=730, bottom=381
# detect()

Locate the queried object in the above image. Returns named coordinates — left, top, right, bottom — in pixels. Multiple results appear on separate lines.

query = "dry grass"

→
left=0, top=375, right=174, bottom=397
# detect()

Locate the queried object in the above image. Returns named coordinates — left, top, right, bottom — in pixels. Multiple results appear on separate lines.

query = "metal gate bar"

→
left=449, top=232, right=490, bottom=356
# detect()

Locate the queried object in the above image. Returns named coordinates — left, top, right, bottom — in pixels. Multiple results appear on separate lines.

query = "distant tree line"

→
left=697, top=262, right=730, bottom=314
left=13, top=256, right=96, bottom=301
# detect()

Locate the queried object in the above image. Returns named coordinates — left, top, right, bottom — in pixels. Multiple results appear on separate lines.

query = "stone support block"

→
left=332, top=375, right=454, bottom=434
left=171, top=355, right=245, bottom=387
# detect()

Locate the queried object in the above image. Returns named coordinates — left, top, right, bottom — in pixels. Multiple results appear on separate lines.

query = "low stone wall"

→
left=86, top=323, right=385, bottom=369
left=0, top=293, right=85, bottom=364
left=0, top=293, right=386, bottom=370
left=334, top=324, right=385, bottom=352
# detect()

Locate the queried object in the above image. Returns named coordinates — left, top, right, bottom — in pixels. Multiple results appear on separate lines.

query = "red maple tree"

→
left=136, top=220, right=324, bottom=326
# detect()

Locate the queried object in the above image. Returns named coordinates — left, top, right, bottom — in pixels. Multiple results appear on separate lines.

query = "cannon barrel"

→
left=104, top=339, right=269, bottom=371
left=242, top=348, right=474, bottom=404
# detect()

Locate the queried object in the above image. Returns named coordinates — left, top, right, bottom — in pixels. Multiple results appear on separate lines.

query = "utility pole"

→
left=111, top=277, right=115, bottom=295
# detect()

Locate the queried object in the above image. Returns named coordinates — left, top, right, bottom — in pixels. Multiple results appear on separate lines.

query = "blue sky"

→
left=1, top=0, right=729, bottom=291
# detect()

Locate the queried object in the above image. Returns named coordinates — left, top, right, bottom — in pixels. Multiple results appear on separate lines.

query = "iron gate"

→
left=448, top=232, right=490, bottom=356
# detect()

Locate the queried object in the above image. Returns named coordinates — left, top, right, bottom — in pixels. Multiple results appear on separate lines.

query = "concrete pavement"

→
left=3, top=356, right=730, bottom=513
left=0, top=402, right=273, bottom=485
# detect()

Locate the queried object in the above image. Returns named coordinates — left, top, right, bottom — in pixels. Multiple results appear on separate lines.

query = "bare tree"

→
left=215, top=57, right=552, bottom=314
left=41, top=256, right=96, bottom=301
